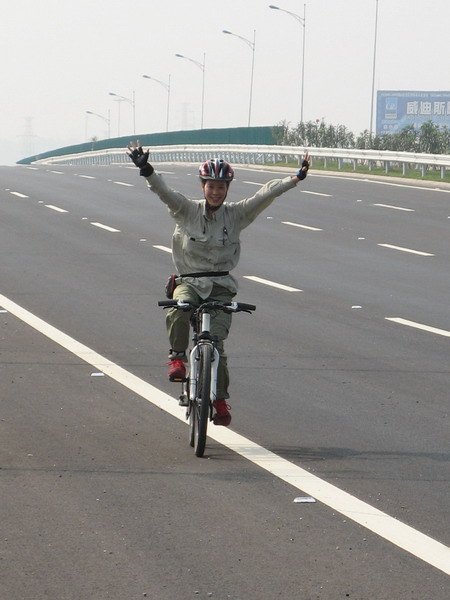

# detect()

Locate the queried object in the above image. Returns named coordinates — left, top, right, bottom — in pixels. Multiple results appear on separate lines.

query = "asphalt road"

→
left=1, top=162, right=449, bottom=599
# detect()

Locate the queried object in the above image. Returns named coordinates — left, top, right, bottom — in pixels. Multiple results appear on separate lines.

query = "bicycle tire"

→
left=194, top=343, right=212, bottom=457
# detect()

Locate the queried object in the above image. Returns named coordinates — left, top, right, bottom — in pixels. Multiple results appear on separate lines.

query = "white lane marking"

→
left=153, top=245, right=172, bottom=254
left=10, top=191, right=29, bottom=198
left=26, top=167, right=39, bottom=170
left=378, top=244, right=434, bottom=256
left=243, top=275, right=302, bottom=292
left=45, top=205, right=68, bottom=213
left=49, top=170, right=64, bottom=175
left=0, top=291, right=449, bottom=577
left=301, top=190, right=332, bottom=197
left=78, top=175, right=96, bottom=179
left=243, top=180, right=263, bottom=186
left=113, top=181, right=134, bottom=187
left=90, top=222, right=120, bottom=233
left=314, top=173, right=450, bottom=194
left=282, top=221, right=323, bottom=231
left=386, top=317, right=450, bottom=338
left=373, top=203, right=414, bottom=212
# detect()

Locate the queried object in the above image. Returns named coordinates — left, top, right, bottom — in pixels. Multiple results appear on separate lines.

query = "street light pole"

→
left=85, top=110, right=111, bottom=138
left=369, top=0, right=379, bottom=142
left=175, top=53, right=206, bottom=129
left=143, top=74, right=171, bottom=132
left=222, top=29, right=256, bottom=127
left=108, top=92, right=136, bottom=136
left=269, top=4, right=306, bottom=123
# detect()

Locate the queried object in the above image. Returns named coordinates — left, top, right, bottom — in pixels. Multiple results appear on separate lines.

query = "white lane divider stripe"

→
left=90, top=222, right=120, bottom=233
left=282, top=221, right=323, bottom=231
left=243, top=275, right=302, bottom=292
left=301, top=190, right=332, bottom=197
left=45, top=205, right=68, bottom=213
left=113, top=181, right=134, bottom=187
left=386, top=317, right=450, bottom=338
left=373, top=203, right=414, bottom=212
left=378, top=244, right=434, bottom=256
left=153, top=245, right=172, bottom=254
left=10, top=191, right=29, bottom=198
left=0, top=291, right=449, bottom=576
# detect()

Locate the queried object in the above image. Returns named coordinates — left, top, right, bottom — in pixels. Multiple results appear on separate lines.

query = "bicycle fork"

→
left=189, top=342, right=220, bottom=406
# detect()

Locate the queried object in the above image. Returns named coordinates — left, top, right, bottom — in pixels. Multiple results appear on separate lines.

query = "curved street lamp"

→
left=85, top=110, right=111, bottom=139
left=269, top=4, right=306, bottom=123
left=175, top=53, right=205, bottom=129
left=222, top=29, right=256, bottom=127
left=143, top=74, right=171, bottom=132
left=108, top=92, right=136, bottom=136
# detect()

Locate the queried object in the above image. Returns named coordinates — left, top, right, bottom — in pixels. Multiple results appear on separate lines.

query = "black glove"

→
left=296, top=158, right=309, bottom=181
left=127, top=144, right=154, bottom=177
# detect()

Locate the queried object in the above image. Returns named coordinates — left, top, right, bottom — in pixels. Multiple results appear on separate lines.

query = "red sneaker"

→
left=213, top=399, right=231, bottom=427
left=166, top=359, right=186, bottom=381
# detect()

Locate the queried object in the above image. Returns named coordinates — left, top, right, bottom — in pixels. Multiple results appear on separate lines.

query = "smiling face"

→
left=202, top=179, right=229, bottom=209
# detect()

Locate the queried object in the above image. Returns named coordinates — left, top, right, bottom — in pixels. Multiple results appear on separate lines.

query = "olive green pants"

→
left=166, top=283, right=234, bottom=399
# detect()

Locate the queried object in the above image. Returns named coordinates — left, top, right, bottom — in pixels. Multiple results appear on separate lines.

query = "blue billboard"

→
left=376, top=90, right=450, bottom=135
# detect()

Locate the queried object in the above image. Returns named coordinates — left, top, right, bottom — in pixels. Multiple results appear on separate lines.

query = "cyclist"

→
left=128, top=141, right=310, bottom=426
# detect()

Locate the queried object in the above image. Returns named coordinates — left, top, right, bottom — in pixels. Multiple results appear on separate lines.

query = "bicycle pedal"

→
left=169, top=375, right=187, bottom=383
left=178, top=397, right=189, bottom=407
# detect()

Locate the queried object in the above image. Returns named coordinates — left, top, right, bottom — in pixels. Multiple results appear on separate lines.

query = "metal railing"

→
left=32, top=144, right=450, bottom=179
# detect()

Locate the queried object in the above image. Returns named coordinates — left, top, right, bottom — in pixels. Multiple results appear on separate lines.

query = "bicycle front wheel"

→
left=193, top=343, right=212, bottom=457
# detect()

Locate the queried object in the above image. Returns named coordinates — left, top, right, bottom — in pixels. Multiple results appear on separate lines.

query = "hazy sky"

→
left=2, top=0, right=449, bottom=165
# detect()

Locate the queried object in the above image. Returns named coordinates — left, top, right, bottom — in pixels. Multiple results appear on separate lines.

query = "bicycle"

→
left=158, top=299, right=256, bottom=457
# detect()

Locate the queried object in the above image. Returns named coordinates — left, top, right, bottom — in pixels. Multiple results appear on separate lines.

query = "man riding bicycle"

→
left=128, top=141, right=310, bottom=426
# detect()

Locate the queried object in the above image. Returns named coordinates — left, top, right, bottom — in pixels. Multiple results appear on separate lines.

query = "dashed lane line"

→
left=243, top=275, right=302, bottom=292
left=45, top=205, right=68, bottom=213
left=153, top=245, right=172, bottom=254
left=90, top=222, right=120, bottom=233
left=373, top=203, right=414, bottom=212
left=386, top=317, right=450, bottom=338
left=301, top=190, right=332, bottom=197
left=282, top=221, right=323, bottom=231
left=378, top=243, right=434, bottom=256
left=0, top=292, right=449, bottom=577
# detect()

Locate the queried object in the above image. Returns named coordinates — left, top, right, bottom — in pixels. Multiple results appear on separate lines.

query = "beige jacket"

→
left=146, top=172, right=297, bottom=298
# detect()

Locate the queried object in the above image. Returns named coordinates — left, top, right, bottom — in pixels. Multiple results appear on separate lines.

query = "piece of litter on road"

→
left=293, top=496, right=316, bottom=503
left=91, top=372, right=105, bottom=377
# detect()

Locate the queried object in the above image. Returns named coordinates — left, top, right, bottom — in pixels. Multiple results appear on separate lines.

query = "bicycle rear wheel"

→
left=192, top=344, right=212, bottom=457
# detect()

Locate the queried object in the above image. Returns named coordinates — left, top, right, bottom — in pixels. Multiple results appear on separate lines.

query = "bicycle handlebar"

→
left=158, top=299, right=256, bottom=312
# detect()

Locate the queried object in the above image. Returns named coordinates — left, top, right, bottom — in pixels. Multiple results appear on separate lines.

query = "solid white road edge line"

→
left=0, top=292, right=449, bottom=577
